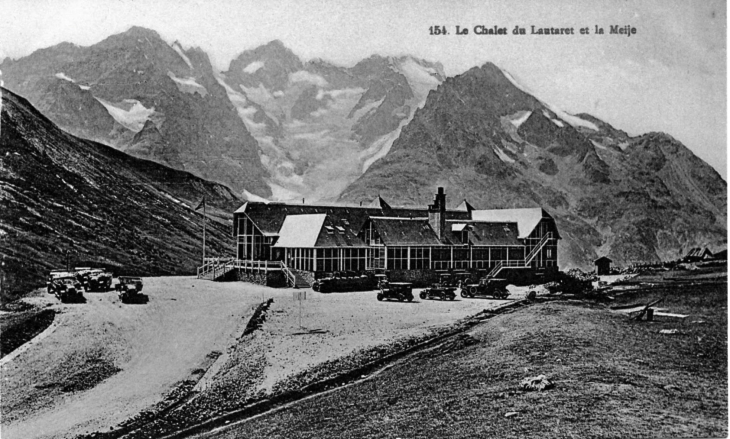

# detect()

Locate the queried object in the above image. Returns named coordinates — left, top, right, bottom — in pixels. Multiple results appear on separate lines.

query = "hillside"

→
left=0, top=88, right=243, bottom=300
left=339, top=63, right=727, bottom=269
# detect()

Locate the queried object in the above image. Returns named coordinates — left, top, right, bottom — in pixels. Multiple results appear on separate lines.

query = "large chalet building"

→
left=231, top=188, right=560, bottom=283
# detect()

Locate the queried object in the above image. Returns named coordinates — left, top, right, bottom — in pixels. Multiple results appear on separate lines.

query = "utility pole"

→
left=196, top=197, right=207, bottom=264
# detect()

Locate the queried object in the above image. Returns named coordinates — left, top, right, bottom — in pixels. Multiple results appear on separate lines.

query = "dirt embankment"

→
left=206, top=279, right=727, bottom=439
left=1, top=303, right=55, bottom=358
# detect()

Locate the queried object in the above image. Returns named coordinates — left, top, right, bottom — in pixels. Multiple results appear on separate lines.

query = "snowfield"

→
left=94, top=98, right=155, bottom=132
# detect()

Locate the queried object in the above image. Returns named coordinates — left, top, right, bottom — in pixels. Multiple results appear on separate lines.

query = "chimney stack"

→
left=428, top=187, right=446, bottom=241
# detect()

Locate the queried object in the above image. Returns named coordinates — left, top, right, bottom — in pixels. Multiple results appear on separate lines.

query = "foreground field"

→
left=205, top=280, right=727, bottom=439
left=1, top=277, right=509, bottom=439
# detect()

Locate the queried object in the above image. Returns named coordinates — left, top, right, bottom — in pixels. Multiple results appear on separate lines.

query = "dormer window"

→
left=335, top=226, right=345, bottom=234
left=325, top=226, right=334, bottom=234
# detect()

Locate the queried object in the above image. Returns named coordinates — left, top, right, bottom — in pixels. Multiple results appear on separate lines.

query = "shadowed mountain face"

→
left=0, top=88, right=243, bottom=300
left=339, top=63, right=727, bottom=269
left=0, top=27, right=270, bottom=197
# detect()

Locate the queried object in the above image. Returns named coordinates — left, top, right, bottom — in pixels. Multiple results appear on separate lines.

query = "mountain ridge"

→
left=338, top=63, right=727, bottom=269
left=0, top=87, right=243, bottom=299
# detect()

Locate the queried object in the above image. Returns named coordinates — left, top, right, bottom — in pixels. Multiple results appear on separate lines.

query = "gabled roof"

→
left=456, top=199, right=475, bottom=212
left=235, top=201, right=470, bottom=239
left=447, top=222, right=522, bottom=246
left=273, top=214, right=326, bottom=248
left=368, top=217, right=444, bottom=246
left=469, top=208, right=546, bottom=238
left=368, top=195, right=392, bottom=210
left=594, top=256, right=612, bottom=263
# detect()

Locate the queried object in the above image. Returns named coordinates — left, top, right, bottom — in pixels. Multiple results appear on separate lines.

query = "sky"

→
left=1, top=0, right=726, bottom=178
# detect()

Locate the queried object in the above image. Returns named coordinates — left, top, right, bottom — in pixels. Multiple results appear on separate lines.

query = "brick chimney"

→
left=428, top=187, right=446, bottom=240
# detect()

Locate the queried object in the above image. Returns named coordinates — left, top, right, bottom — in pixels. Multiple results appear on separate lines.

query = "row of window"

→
left=278, top=245, right=555, bottom=272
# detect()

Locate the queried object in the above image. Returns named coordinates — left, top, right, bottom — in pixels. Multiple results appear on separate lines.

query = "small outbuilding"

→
left=594, top=256, right=612, bottom=275
left=683, top=247, right=714, bottom=262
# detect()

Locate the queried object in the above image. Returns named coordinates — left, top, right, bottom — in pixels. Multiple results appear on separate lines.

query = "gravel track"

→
left=2, top=278, right=519, bottom=438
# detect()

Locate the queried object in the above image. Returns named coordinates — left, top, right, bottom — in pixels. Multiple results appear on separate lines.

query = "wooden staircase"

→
left=486, top=232, right=553, bottom=278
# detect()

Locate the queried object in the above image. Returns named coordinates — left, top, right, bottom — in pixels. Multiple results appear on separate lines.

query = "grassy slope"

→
left=214, top=282, right=727, bottom=439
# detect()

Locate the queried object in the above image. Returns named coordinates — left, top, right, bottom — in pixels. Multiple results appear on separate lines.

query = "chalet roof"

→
left=368, top=195, right=392, bottom=210
left=594, top=256, right=612, bottom=263
left=470, top=208, right=546, bottom=238
left=273, top=214, right=326, bottom=248
left=235, top=201, right=470, bottom=239
left=456, top=199, right=475, bottom=212
left=368, top=217, right=444, bottom=246
left=315, top=216, right=370, bottom=247
left=447, top=222, right=522, bottom=246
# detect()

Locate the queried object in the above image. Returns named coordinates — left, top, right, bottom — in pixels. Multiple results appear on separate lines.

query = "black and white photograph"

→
left=0, top=0, right=727, bottom=437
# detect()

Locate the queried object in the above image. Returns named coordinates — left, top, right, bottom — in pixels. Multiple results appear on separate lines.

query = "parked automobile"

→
left=75, top=267, right=113, bottom=292
left=312, top=271, right=377, bottom=293
left=420, top=274, right=457, bottom=301
left=116, top=276, right=144, bottom=303
left=48, top=276, right=84, bottom=303
left=377, top=278, right=414, bottom=302
left=459, top=277, right=510, bottom=299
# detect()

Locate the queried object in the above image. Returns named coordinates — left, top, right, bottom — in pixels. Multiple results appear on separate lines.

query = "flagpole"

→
left=202, top=198, right=206, bottom=265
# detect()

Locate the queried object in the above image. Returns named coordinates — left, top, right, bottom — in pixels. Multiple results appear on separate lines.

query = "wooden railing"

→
left=486, top=232, right=553, bottom=278
left=197, top=258, right=285, bottom=280
left=524, top=232, right=552, bottom=264
left=279, top=261, right=296, bottom=287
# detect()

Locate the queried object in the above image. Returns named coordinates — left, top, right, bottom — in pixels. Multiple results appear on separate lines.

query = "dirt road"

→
left=2, top=278, right=516, bottom=438
left=1, top=277, right=270, bottom=439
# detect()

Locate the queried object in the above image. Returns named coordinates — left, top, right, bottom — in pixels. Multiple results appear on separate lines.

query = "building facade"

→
left=233, top=188, right=560, bottom=280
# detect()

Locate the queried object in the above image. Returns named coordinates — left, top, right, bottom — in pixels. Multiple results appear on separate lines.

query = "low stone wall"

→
left=224, top=269, right=287, bottom=288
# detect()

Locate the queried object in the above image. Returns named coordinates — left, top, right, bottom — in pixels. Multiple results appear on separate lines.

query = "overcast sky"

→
left=1, top=0, right=726, bottom=178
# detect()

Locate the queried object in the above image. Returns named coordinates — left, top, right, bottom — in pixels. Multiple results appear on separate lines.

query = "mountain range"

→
left=1, top=26, right=726, bottom=272
left=338, top=64, right=727, bottom=266
left=1, top=87, right=241, bottom=300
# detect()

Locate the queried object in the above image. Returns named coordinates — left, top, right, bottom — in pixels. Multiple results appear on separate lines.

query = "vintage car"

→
left=376, top=278, right=414, bottom=302
left=74, top=267, right=113, bottom=292
left=459, top=277, right=510, bottom=299
left=116, top=276, right=144, bottom=303
left=49, top=276, right=84, bottom=302
left=420, top=274, right=457, bottom=301
left=311, top=271, right=377, bottom=293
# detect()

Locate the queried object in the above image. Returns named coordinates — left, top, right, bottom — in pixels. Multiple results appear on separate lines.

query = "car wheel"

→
left=419, top=291, right=426, bottom=300
left=450, top=295, right=455, bottom=301
left=526, top=290, right=536, bottom=300
left=407, top=295, right=413, bottom=302
left=377, top=293, right=383, bottom=301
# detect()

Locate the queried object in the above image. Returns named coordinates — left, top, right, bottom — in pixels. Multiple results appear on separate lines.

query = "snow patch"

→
left=55, top=72, right=75, bottom=83
left=167, top=72, right=208, bottom=96
left=171, top=42, right=193, bottom=69
left=289, top=71, right=328, bottom=88
left=396, top=58, right=441, bottom=88
left=591, top=140, right=607, bottom=150
left=273, top=90, right=284, bottom=98
left=493, top=146, right=515, bottom=163
left=243, top=189, right=269, bottom=202
left=543, top=102, right=598, bottom=131
left=79, top=85, right=90, bottom=90
left=502, top=67, right=598, bottom=131
left=95, top=98, right=155, bottom=132
left=267, top=182, right=302, bottom=202
left=551, top=118, right=565, bottom=128
left=243, top=61, right=265, bottom=74
left=509, top=110, right=532, bottom=128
